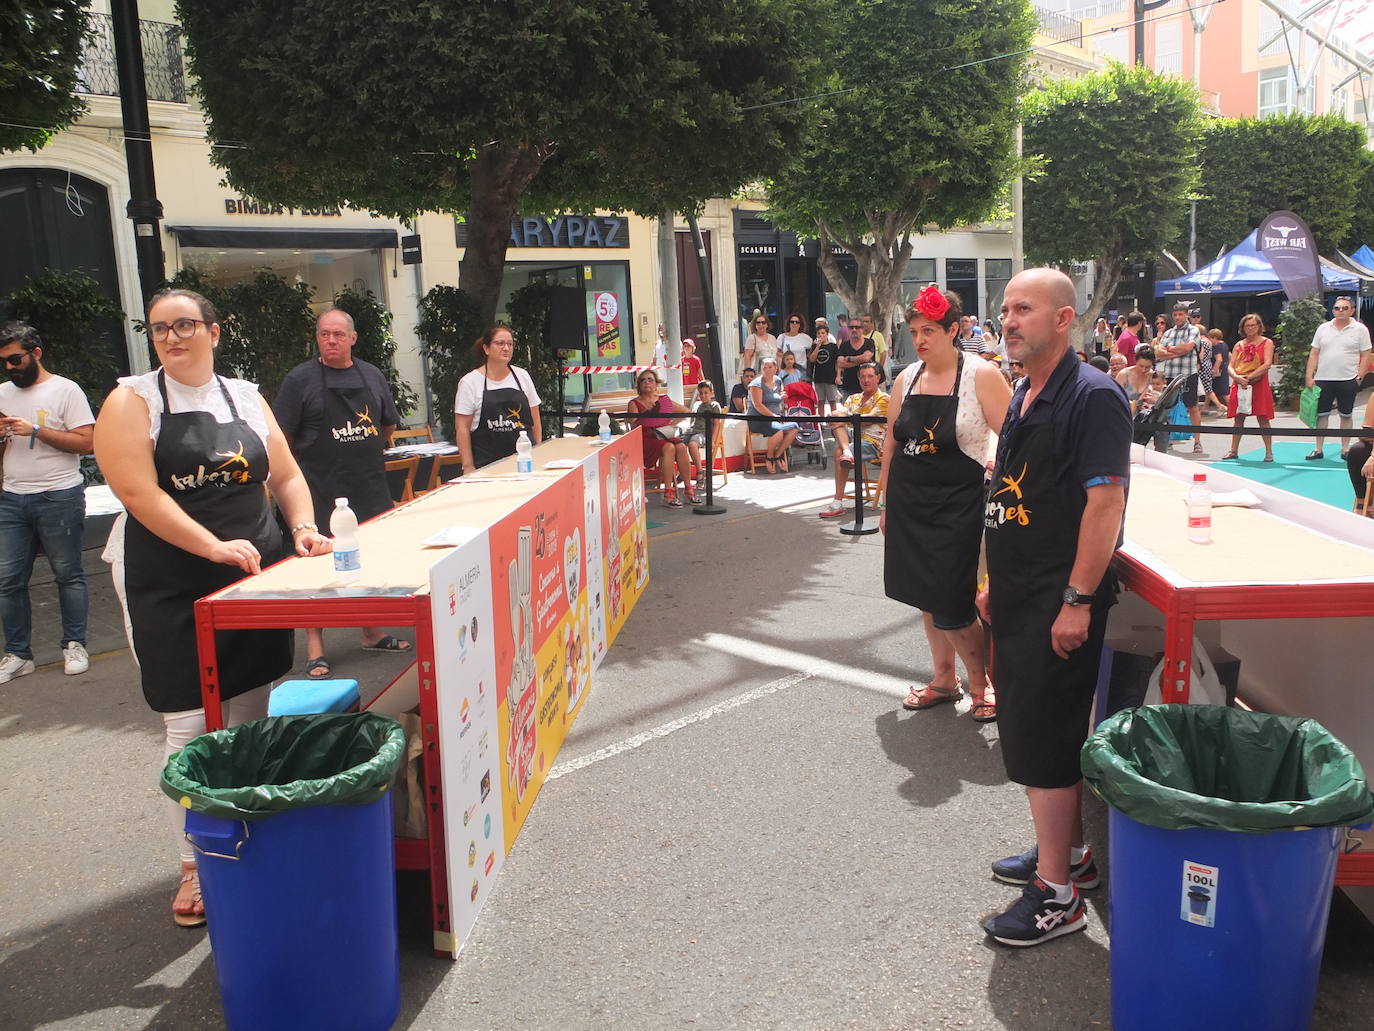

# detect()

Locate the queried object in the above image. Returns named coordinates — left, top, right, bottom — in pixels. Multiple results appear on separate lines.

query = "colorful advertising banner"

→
left=599, top=431, right=649, bottom=647
left=1258, top=210, right=1321, bottom=301
left=593, top=290, right=622, bottom=357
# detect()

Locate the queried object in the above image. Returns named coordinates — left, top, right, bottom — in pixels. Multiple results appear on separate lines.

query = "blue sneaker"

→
left=990, top=844, right=1100, bottom=890
left=982, top=877, right=1087, bottom=947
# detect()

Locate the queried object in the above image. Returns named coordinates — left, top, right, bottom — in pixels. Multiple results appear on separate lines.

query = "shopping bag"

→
left=1168, top=399, right=1191, bottom=440
left=1299, top=384, right=1320, bottom=428
left=1234, top=383, right=1252, bottom=416
left=1143, top=636, right=1228, bottom=708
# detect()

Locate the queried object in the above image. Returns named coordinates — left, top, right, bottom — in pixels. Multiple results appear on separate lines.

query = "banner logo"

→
left=1258, top=210, right=1321, bottom=301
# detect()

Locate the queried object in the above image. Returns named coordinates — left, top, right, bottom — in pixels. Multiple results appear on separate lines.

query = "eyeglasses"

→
left=788, top=319, right=801, bottom=325
left=752, top=320, right=767, bottom=326
left=1009, top=361, right=1023, bottom=369
left=148, top=318, right=209, bottom=342
left=2, top=353, right=31, bottom=367
left=1334, top=306, right=1353, bottom=312
left=848, top=324, right=862, bottom=331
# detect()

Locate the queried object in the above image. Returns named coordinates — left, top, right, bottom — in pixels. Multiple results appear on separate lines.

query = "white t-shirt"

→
left=0, top=374, right=95, bottom=493
left=777, top=332, right=812, bottom=370
left=454, top=366, right=542, bottom=429
left=1311, top=319, right=1372, bottom=381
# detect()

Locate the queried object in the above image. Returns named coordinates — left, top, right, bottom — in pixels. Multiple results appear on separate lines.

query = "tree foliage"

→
left=766, top=0, right=1034, bottom=326
left=0, top=1, right=89, bottom=152
left=1193, top=114, right=1364, bottom=260
left=1023, top=63, right=1201, bottom=338
left=175, top=0, right=818, bottom=322
left=508, top=281, right=560, bottom=438
left=416, top=285, right=484, bottom=443
left=1340, top=149, right=1374, bottom=253
left=3, top=268, right=123, bottom=410
left=1273, top=295, right=1326, bottom=407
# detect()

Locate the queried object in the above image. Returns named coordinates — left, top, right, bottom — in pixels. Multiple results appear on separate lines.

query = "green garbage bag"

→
left=1299, top=384, right=1321, bottom=429
left=1082, top=705, right=1374, bottom=833
left=161, top=712, right=407, bottom=821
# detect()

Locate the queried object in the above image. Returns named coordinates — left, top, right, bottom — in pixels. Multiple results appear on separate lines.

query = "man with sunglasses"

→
left=0, top=322, right=95, bottom=682
left=1304, top=296, right=1371, bottom=460
left=836, top=318, right=875, bottom=397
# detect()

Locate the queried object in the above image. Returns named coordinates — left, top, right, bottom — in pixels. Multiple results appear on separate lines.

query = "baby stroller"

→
left=783, top=381, right=826, bottom=469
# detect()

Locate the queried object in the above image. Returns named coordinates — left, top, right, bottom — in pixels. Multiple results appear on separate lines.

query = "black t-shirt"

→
left=811, top=340, right=837, bottom=384
left=728, top=383, right=750, bottom=412
left=838, top=339, right=874, bottom=395
left=273, top=358, right=400, bottom=450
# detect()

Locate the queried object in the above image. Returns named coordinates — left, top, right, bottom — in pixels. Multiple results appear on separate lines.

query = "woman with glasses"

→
left=455, top=325, right=542, bottom=473
left=93, top=288, right=331, bottom=927
left=627, top=370, right=698, bottom=505
left=1152, top=314, right=1169, bottom=343
left=749, top=357, right=799, bottom=473
left=776, top=313, right=811, bottom=377
left=1221, top=314, right=1275, bottom=462
left=742, top=313, right=777, bottom=374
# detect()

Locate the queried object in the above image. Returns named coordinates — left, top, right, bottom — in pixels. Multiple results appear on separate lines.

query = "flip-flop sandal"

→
left=1220, top=452, right=1238, bottom=460
left=362, top=635, right=412, bottom=652
left=173, top=870, right=206, bottom=928
left=305, top=656, right=331, bottom=678
left=902, top=676, right=963, bottom=711
left=970, top=687, right=998, bottom=723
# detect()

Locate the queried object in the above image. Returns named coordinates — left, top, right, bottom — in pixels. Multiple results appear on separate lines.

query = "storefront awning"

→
left=166, top=226, right=399, bottom=250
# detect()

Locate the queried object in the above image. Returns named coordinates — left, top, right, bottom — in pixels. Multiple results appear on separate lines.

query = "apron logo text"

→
left=170, top=465, right=253, bottom=490
left=331, top=406, right=380, bottom=442
left=986, top=462, right=1032, bottom=527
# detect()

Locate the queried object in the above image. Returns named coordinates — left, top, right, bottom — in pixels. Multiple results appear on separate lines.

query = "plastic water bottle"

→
left=516, top=432, right=534, bottom=479
left=1187, top=472, right=1212, bottom=544
left=330, top=497, right=361, bottom=581
left=598, top=411, right=611, bottom=443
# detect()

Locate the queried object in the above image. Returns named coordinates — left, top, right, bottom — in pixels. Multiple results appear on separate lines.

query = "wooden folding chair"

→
left=425, top=452, right=466, bottom=492
left=390, top=426, right=435, bottom=445
left=710, top=425, right=729, bottom=486
left=384, top=455, right=420, bottom=503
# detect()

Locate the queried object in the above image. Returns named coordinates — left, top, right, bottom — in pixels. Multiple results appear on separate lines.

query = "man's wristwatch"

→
left=1062, top=585, right=1091, bottom=607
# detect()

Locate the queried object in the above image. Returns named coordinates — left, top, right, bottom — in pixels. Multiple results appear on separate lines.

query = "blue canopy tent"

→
left=1348, top=244, right=1374, bottom=272
left=1155, top=230, right=1359, bottom=295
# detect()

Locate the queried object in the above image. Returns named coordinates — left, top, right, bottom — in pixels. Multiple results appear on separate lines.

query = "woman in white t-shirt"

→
left=454, top=325, right=543, bottom=472
left=742, top=314, right=777, bottom=373
left=776, top=313, right=812, bottom=374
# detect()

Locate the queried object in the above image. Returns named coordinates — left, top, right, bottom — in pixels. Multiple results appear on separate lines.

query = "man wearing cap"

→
left=1154, top=301, right=1203, bottom=453
left=1304, top=296, right=1371, bottom=460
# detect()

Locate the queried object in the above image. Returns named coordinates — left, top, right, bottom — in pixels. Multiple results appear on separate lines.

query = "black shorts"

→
left=931, top=606, right=978, bottom=632
left=1176, top=373, right=1198, bottom=407
left=1316, top=378, right=1359, bottom=417
left=991, top=603, right=1109, bottom=789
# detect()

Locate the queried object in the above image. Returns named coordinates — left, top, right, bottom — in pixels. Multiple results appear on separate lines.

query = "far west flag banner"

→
left=1258, top=210, right=1321, bottom=301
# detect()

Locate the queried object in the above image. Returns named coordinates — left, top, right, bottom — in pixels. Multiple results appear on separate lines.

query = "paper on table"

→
left=421, top=526, right=483, bottom=548
left=1209, top=489, right=1262, bottom=508
left=542, top=459, right=581, bottom=469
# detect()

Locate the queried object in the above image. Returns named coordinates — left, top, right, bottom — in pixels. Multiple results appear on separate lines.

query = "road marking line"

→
left=547, top=669, right=815, bottom=781
left=699, top=632, right=913, bottom=699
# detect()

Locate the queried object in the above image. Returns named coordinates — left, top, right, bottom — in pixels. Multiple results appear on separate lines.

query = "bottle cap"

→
left=335, top=497, right=349, bottom=505
left=1192, top=473, right=1206, bottom=482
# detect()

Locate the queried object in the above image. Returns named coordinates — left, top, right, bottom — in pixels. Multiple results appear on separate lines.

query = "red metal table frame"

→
left=196, top=589, right=454, bottom=953
left=1113, top=548, right=1374, bottom=886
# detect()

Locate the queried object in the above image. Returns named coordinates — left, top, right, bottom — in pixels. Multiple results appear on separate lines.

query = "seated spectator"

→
left=729, top=367, right=755, bottom=413
left=1346, top=391, right=1374, bottom=514
left=820, top=363, right=889, bottom=517
left=749, top=357, right=799, bottom=474
left=688, top=381, right=722, bottom=493
left=627, top=370, right=698, bottom=507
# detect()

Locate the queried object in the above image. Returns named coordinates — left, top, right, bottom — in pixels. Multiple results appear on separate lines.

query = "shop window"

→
left=985, top=259, right=1012, bottom=328
left=946, top=259, right=979, bottom=319
left=179, top=246, right=386, bottom=311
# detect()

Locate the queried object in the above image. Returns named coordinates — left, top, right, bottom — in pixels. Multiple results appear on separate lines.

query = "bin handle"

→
left=185, top=820, right=250, bottom=861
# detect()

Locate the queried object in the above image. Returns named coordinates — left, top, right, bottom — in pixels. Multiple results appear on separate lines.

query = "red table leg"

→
left=1159, top=590, right=1196, bottom=704
left=195, top=597, right=225, bottom=731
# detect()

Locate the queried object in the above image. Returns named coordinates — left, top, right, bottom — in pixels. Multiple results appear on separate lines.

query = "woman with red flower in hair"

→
left=879, top=285, right=1012, bottom=722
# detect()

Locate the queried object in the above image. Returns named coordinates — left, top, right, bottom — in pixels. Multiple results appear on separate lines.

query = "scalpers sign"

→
left=509, top=216, right=628, bottom=249
left=1257, top=210, right=1321, bottom=301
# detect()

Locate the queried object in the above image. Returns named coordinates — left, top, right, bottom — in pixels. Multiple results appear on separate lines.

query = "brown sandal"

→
left=970, top=684, right=998, bottom=723
left=902, top=676, right=963, bottom=711
left=173, top=869, right=206, bottom=928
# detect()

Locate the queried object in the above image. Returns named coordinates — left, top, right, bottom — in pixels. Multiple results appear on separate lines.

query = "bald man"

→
left=976, top=268, right=1131, bottom=947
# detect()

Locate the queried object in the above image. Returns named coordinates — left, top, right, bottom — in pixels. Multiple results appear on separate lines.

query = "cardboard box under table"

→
left=196, top=433, right=650, bottom=956
left=1112, top=447, right=1374, bottom=890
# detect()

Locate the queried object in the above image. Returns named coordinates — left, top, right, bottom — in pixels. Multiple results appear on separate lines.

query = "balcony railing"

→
left=1036, top=6, right=1084, bottom=48
left=77, top=13, right=186, bottom=104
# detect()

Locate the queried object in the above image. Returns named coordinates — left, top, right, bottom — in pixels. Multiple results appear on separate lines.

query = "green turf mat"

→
left=1215, top=440, right=1355, bottom=510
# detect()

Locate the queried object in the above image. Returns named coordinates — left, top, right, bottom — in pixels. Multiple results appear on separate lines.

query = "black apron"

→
left=125, top=371, right=293, bottom=713
left=469, top=367, right=534, bottom=469
left=296, top=360, right=393, bottom=529
left=884, top=355, right=985, bottom=617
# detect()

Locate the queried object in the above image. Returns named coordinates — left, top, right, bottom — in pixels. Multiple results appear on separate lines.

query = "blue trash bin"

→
left=164, top=713, right=406, bottom=1031
left=1082, top=705, right=1374, bottom=1031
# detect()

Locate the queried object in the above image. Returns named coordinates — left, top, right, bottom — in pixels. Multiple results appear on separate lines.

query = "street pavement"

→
left=3, top=439, right=1373, bottom=1030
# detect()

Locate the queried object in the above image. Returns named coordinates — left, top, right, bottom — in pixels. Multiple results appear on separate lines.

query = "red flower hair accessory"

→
left=914, top=284, right=950, bottom=321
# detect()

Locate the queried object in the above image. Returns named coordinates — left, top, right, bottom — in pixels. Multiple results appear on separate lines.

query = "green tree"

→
left=1194, top=114, right=1365, bottom=260
left=174, top=0, right=818, bottom=324
left=1023, top=63, right=1202, bottom=342
left=332, top=287, right=419, bottom=418
left=3, top=269, right=124, bottom=410
left=1273, top=295, right=1326, bottom=408
left=1340, top=149, right=1374, bottom=253
left=416, top=285, right=484, bottom=443
left=508, top=281, right=559, bottom=437
left=767, top=0, right=1035, bottom=328
left=0, top=1, right=89, bottom=152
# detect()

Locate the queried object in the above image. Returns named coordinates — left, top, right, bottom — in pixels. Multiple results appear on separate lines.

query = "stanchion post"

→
left=693, top=409, right=725, bottom=515
left=840, top=410, right=879, bottom=536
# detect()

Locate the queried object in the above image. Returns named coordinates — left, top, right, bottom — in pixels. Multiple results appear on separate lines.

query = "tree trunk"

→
left=458, top=142, right=548, bottom=325
left=1072, top=239, right=1124, bottom=352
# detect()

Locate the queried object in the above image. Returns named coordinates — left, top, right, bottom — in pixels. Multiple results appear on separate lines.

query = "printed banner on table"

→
left=428, top=532, right=503, bottom=955
left=583, top=452, right=609, bottom=670
left=599, top=431, right=649, bottom=648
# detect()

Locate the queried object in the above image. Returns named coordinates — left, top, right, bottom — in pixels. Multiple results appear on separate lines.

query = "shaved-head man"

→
left=976, top=267, right=1131, bottom=947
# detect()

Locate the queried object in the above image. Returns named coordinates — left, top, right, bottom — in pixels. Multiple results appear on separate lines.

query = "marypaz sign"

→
left=1258, top=210, right=1321, bottom=301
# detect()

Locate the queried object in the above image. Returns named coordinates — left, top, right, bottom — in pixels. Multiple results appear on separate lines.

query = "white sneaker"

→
left=819, top=501, right=848, bottom=519
left=839, top=447, right=854, bottom=463
left=0, top=653, right=35, bottom=683
left=62, top=642, right=89, bottom=676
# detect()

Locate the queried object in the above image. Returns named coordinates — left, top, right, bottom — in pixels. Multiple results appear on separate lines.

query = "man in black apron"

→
left=274, top=308, right=409, bottom=675
left=977, top=268, right=1131, bottom=948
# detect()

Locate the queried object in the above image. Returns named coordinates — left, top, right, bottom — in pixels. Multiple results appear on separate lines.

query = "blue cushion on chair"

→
left=268, top=678, right=361, bottom=716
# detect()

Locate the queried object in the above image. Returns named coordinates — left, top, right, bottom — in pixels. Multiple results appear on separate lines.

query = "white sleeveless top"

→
left=896, top=356, right=990, bottom=466
left=117, top=370, right=270, bottom=447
